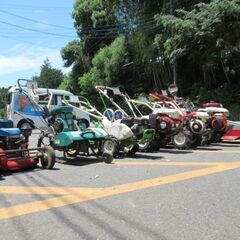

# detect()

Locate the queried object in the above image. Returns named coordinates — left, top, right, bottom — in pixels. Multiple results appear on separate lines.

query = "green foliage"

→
left=195, top=82, right=240, bottom=119
left=0, top=88, right=7, bottom=118
left=34, top=58, right=64, bottom=89
left=73, top=0, right=118, bottom=28
left=155, top=0, right=240, bottom=85
left=0, top=109, right=4, bottom=119
left=61, top=0, right=240, bottom=117
left=196, top=83, right=240, bottom=106
left=79, top=36, right=127, bottom=96
left=58, top=72, right=80, bottom=94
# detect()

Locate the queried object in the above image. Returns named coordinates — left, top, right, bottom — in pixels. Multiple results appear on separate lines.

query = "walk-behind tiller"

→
left=95, top=86, right=156, bottom=152
left=62, top=95, right=155, bottom=156
left=150, top=91, right=231, bottom=145
left=128, top=96, right=190, bottom=149
left=149, top=92, right=213, bottom=148
left=95, top=86, right=188, bottom=150
left=197, top=102, right=229, bottom=143
left=38, top=106, right=114, bottom=163
left=0, top=119, right=55, bottom=174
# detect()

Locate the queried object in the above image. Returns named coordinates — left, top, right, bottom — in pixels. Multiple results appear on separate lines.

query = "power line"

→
left=0, top=9, right=74, bottom=30
left=0, top=22, right=157, bottom=41
left=0, top=17, right=156, bottom=39
left=79, top=18, right=155, bottom=32
left=0, top=23, right=158, bottom=41
left=84, top=24, right=158, bottom=38
left=86, top=30, right=117, bottom=53
left=0, top=4, right=72, bottom=9
left=0, top=34, right=59, bottom=50
left=0, top=19, right=77, bottom=38
left=85, top=22, right=158, bottom=52
left=79, top=19, right=157, bottom=37
left=86, top=35, right=111, bottom=53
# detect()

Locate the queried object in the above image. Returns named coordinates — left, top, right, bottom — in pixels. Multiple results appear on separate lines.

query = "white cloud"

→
left=0, top=45, right=69, bottom=76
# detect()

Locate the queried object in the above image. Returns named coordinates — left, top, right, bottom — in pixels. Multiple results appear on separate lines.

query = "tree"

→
left=61, top=0, right=240, bottom=116
left=154, top=0, right=240, bottom=94
left=34, top=58, right=64, bottom=89
left=79, top=36, right=127, bottom=97
left=61, top=0, right=164, bottom=96
left=0, top=88, right=7, bottom=118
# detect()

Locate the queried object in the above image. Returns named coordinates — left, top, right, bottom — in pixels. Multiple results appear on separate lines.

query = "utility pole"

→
left=169, top=0, right=177, bottom=85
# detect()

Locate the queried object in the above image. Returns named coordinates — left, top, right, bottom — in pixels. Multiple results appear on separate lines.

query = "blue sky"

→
left=0, top=0, right=77, bottom=88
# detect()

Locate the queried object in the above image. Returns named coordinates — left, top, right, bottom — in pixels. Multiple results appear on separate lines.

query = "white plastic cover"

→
left=69, top=96, right=80, bottom=103
left=195, top=111, right=210, bottom=120
left=198, top=107, right=229, bottom=117
left=153, top=108, right=180, bottom=119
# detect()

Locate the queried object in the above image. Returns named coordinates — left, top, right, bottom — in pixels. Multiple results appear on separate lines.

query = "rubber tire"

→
left=63, top=150, right=79, bottom=160
left=102, top=152, right=113, bottom=164
left=128, top=144, right=139, bottom=155
left=17, top=120, right=33, bottom=130
left=41, top=146, right=56, bottom=169
left=158, top=137, right=169, bottom=148
left=172, top=130, right=191, bottom=150
left=138, top=141, right=151, bottom=152
left=102, top=137, right=119, bottom=156
left=148, top=140, right=160, bottom=152
left=210, top=132, right=222, bottom=143
left=190, top=135, right=202, bottom=148
left=138, top=140, right=160, bottom=152
left=201, top=134, right=212, bottom=145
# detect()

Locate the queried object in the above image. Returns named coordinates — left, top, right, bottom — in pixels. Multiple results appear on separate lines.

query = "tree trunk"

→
left=203, top=70, right=208, bottom=84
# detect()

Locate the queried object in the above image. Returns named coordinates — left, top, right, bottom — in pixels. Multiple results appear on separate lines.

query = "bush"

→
left=0, top=109, right=5, bottom=119
left=194, top=83, right=240, bottom=120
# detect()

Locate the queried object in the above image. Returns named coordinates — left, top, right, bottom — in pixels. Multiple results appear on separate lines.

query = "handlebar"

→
left=17, top=79, right=34, bottom=88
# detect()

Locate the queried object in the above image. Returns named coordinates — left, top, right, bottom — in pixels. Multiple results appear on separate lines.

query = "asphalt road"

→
left=1, top=134, right=240, bottom=240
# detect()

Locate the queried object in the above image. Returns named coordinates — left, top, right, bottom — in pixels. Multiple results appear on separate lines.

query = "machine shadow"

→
left=195, top=147, right=222, bottom=151
left=159, top=149, right=193, bottom=154
left=1, top=166, right=60, bottom=179
left=57, top=156, right=105, bottom=166
left=22, top=171, right=169, bottom=240
left=117, top=152, right=164, bottom=160
left=212, top=143, right=240, bottom=147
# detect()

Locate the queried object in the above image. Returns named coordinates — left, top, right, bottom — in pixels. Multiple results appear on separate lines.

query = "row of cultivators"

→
left=63, top=85, right=230, bottom=154
left=0, top=79, right=232, bottom=177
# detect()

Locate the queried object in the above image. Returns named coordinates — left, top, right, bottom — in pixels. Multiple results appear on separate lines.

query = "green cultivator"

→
left=38, top=106, right=114, bottom=163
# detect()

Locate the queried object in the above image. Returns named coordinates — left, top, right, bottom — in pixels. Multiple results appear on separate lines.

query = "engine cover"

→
left=211, top=114, right=227, bottom=132
left=202, top=102, right=222, bottom=108
left=189, top=119, right=204, bottom=134
left=157, top=116, right=174, bottom=132
left=107, top=122, right=134, bottom=140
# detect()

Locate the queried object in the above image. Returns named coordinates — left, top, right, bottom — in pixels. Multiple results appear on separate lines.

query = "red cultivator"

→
left=149, top=93, right=229, bottom=147
left=221, top=121, right=240, bottom=143
left=0, top=147, right=55, bottom=172
left=0, top=120, right=55, bottom=176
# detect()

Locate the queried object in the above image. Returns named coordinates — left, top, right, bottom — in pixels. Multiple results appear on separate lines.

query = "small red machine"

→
left=0, top=119, right=55, bottom=174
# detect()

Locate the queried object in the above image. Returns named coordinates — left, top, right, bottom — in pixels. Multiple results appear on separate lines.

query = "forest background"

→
left=1, top=0, right=240, bottom=119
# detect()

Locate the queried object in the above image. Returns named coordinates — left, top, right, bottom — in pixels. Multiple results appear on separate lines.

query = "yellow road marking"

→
left=0, top=162, right=240, bottom=220
left=162, top=150, right=240, bottom=153
left=113, top=161, right=240, bottom=166
left=2, top=162, right=239, bottom=195
left=0, top=186, right=98, bottom=195
left=192, top=150, right=240, bottom=153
